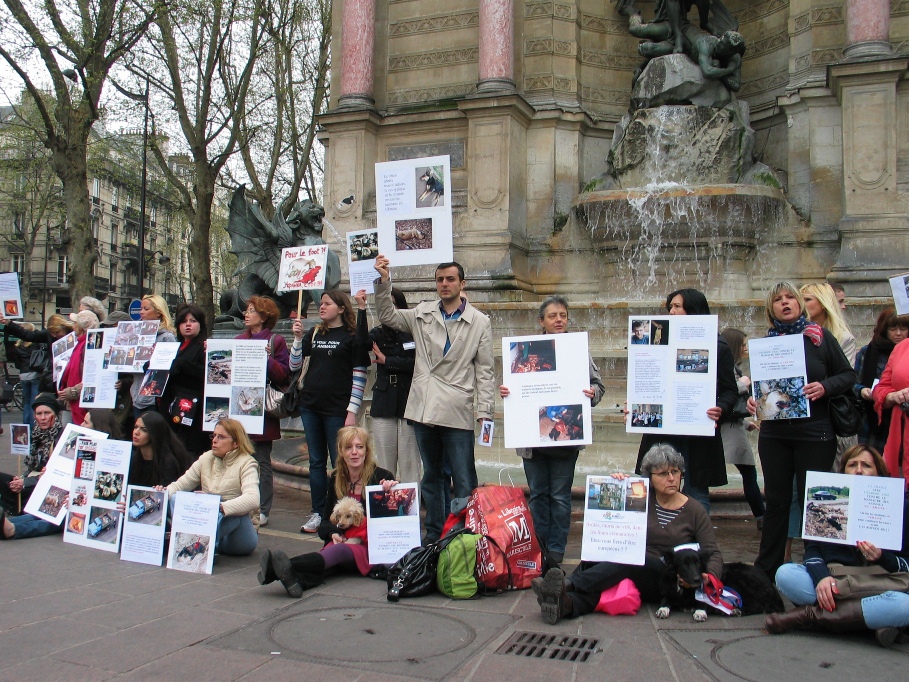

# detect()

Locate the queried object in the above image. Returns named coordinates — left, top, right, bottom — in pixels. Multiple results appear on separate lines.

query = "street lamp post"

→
left=137, top=79, right=150, bottom=295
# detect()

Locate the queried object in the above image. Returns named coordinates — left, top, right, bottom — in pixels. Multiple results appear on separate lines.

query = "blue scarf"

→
left=768, top=315, right=823, bottom=347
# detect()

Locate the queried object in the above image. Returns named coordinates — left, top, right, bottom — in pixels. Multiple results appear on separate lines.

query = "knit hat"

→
left=101, top=310, right=132, bottom=327
left=32, top=392, right=63, bottom=414
left=69, top=310, right=100, bottom=330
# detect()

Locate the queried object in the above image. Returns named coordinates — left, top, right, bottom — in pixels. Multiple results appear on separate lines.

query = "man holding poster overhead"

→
left=373, top=255, right=495, bottom=543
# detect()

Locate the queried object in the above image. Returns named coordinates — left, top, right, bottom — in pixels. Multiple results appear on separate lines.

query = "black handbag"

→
left=828, top=393, right=862, bottom=437
left=731, top=394, right=751, bottom=421
left=386, top=528, right=473, bottom=602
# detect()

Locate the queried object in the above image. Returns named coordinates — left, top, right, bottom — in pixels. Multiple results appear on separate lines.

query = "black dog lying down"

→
left=657, top=548, right=784, bottom=621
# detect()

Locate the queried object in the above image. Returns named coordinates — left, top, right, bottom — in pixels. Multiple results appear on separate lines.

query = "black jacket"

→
left=356, top=310, right=415, bottom=419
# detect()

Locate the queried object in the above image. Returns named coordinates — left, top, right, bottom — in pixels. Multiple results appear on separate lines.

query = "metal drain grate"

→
left=495, top=631, right=600, bottom=662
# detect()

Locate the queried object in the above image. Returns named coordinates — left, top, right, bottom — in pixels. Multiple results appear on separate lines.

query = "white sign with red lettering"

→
left=276, top=245, right=329, bottom=291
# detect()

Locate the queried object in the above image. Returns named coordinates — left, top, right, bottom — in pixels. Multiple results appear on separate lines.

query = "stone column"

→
left=844, top=0, right=891, bottom=59
left=338, top=0, right=375, bottom=108
left=477, top=0, right=515, bottom=92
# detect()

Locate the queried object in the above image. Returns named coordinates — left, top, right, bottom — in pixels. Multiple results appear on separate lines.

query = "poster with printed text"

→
left=23, top=424, right=108, bottom=524
left=10, top=423, right=30, bottom=456
left=64, top=438, right=132, bottom=553
left=626, top=315, right=718, bottom=437
left=802, top=471, right=904, bottom=550
left=80, top=328, right=118, bottom=409
left=347, top=228, right=380, bottom=295
left=0, top=271, right=24, bottom=319
left=375, top=155, right=453, bottom=267
left=888, top=272, right=909, bottom=315
left=106, top=320, right=160, bottom=373
left=502, top=332, right=593, bottom=449
left=748, top=335, right=810, bottom=421
left=581, top=475, right=649, bottom=565
left=167, top=491, right=220, bottom=575
left=276, top=244, right=329, bottom=292
left=366, top=483, right=421, bottom=565
left=203, top=339, right=267, bottom=434
left=52, top=332, right=77, bottom=387
left=121, top=486, right=168, bottom=566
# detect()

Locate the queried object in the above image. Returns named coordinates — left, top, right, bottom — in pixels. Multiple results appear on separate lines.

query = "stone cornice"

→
left=388, top=48, right=479, bottom=72
left=386, top=82, right=476, bottom=107
left=389, top=11, right=478, bottom=37
left=793, top=5, right=844, bottom=35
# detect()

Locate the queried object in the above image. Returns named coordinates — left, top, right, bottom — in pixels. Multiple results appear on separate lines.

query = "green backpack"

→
left=436, top=531, right=481, bottom=599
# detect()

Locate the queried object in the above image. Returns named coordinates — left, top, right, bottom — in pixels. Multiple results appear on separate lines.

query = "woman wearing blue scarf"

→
left=749, top=282, right=855, bottom=579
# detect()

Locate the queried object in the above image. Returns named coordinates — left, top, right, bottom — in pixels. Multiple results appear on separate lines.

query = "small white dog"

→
left=329, top=496, right=366, bottom=544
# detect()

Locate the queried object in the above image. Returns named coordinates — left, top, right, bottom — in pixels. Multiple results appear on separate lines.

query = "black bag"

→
left=731, top=394, right=751, bottom=421
left=386, top=528, right=473, bottom=602
left=0, top=382, right=13, bottom=405
left=829, top=393, right=862, bottom=437
left=28, top=347, right=49, bottom=373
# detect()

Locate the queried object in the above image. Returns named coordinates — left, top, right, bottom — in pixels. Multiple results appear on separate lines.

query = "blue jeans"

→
left=523, top=448, right=579, bottom=555
left=21, top=377, right=39, bottom=427
left=299, top=405, right=346, bottom=515
left=216, top=512, right=258, bottom=555
left=9, top=513, right=62, bottom=539
left=413, top=422, right=477, bottom=541
left=775, top=563, right=909, bottom=628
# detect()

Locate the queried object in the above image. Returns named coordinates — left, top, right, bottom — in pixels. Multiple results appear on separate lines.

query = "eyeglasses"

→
left=243, top=308, right=258, bottom=316
left=651, top=469, right=681, bottom=479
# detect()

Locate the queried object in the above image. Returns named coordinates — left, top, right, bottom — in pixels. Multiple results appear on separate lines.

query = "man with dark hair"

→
left=373, top=255, right=495, bottom=543
left=830, top=283, right=846, bottom=311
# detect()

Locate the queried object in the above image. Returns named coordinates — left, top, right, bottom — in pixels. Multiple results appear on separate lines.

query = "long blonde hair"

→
left=142, top=294, right=175, bottom=333
left=333, top=426, right=377, bottom=498
left=800, top=283, right=852, bottom=347
left=16, top=322, right=35, bottom=348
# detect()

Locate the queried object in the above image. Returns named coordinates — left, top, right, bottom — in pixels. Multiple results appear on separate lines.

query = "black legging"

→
left=567, top=555, right=664, bottom=616
left=754, top=434, right=836, bottom=578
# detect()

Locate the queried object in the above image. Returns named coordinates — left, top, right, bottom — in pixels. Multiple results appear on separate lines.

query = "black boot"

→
left=257, top=549, right=277, bottom=585
left=291, top=552, right=326, bottom=589
left=532, top=568, right=574, bottom=625
left=766, top=600, right=866, bottom=634
left=271, top=550, right=304, bottom=598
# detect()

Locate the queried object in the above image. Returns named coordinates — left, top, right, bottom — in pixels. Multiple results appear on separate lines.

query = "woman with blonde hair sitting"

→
left=159, top=418, right=260, bottom=556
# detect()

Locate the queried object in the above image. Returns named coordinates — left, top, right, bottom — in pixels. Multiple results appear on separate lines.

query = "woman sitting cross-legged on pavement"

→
left=533, top=444, right=722, bottom=624
left=258, top=426, right=397, bottom=596
left=766, top=445, right=909, bottom=647
left=158, top=418, right=260, bottom=556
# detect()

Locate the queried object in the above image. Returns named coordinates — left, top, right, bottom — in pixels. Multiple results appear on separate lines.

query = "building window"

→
left=91, top=178, right=100, bottom=205
left=57, top=255, right=68, bottom=284
left=111, top=185, right=119, bottom=212
left=11, top=254, right=24, bottom=272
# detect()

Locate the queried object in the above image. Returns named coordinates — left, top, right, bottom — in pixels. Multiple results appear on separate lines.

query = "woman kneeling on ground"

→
left=258, top=426, right=397, bottom=596
left=766, top=445, right=909, bottom=647
left=158, top=418, right=260, bottom=556
left=534, top=443, right=722, bottom=624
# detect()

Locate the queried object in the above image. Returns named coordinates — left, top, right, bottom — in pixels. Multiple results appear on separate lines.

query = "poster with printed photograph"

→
left=888, top=272, right=909, bottom=315
left=626, top=315, right=718, bottom=437
left=167, top=491, right=220, bottom=574
left=203, top=339, right=267, bottom=434
left=276, top=244, right=329, bottom=292
left=0, top=271, right=24, bottom=319
left=581, top=475, right=650, bottom=564
left=121, top=486, right=168, bottom=566
left=106, top=320, right=160, bottom=372
left=80, top=328, right=118, bottom=409
left=347, top=228, right=380, bottom=295
left=375, top=155, right=453, bottom=267
left=501, top=332, right=593, bottom=449
left=10, top=423, right=30, bottom=456
left=366, top=483, right=421, bottom=565
left=802, top=471, right=905, bottom=550
left=748, top=334, right=810, bottom=420
left=23, top=425, right=109, bottom=524
left=64, top=438, right=132, bottom=553
left=51, top=332, right=77, bottom=386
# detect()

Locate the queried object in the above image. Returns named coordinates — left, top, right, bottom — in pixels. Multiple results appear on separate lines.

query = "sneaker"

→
left=259, top=513, right=269, bottom=527
left=300, top=512, right=321, bottom=533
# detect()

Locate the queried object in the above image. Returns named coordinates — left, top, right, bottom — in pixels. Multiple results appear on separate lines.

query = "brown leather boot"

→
left=766, top=600, right=866, bottom=634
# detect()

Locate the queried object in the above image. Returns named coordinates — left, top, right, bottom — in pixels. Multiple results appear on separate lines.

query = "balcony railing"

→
left=122, top=284, right=140, bottom=299
left=122, top=243, right=140, bottom=264
left=94, top=277, right=110, bottom=294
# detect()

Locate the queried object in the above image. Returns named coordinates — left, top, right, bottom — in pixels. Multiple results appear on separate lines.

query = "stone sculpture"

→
left=216, top=186, right=341, bottom=326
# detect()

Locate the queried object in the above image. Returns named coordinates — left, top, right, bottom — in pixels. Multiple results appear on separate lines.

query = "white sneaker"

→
left=259, top=513, right=268, bottom=527
left=300, top=512, right=321, bottom=533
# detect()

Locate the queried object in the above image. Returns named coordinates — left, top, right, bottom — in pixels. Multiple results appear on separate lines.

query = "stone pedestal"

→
left=844, top=0, right=891, bottom=59
left=827, top=58, right=909, bottom=295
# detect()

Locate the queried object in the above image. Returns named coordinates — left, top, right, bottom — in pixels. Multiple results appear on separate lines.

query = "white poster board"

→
left=365, top=482, right=421, bottom=565
left=52, top=332, right=77, bottom=386
left=64, top=438, right=132, bottom=553
left=0, top=272, right=23, bottom=319
left=347, top=228, right=380, bottom=295
left=748, top=335, right=811, bottom=420
left=502, top=332, right=593, bottom=449
left=10, top=423, right=30, bottom=456
left=276, top=245, right=329, bottom=292
left=167, top=491, right=220, bottom=574
left=375, top=155, right=453, bottom=267
left=148, top=341, right=180, bottom=369
left=203, top=339, right=267, bottom=434
left=802, top=471, right=905, bottom=550
left=120, top=486, right=168, bottom=566
left=888, top=272, right=909, bottom=315
left=626, top=315, right=718, bottom=437
left=106, top=320, right=159, bottom=373
left=80, top=328, right=118, bottom=409
left=581, top=475, right=650, bottom=565
left=23, top=424, right=108, bottom=524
